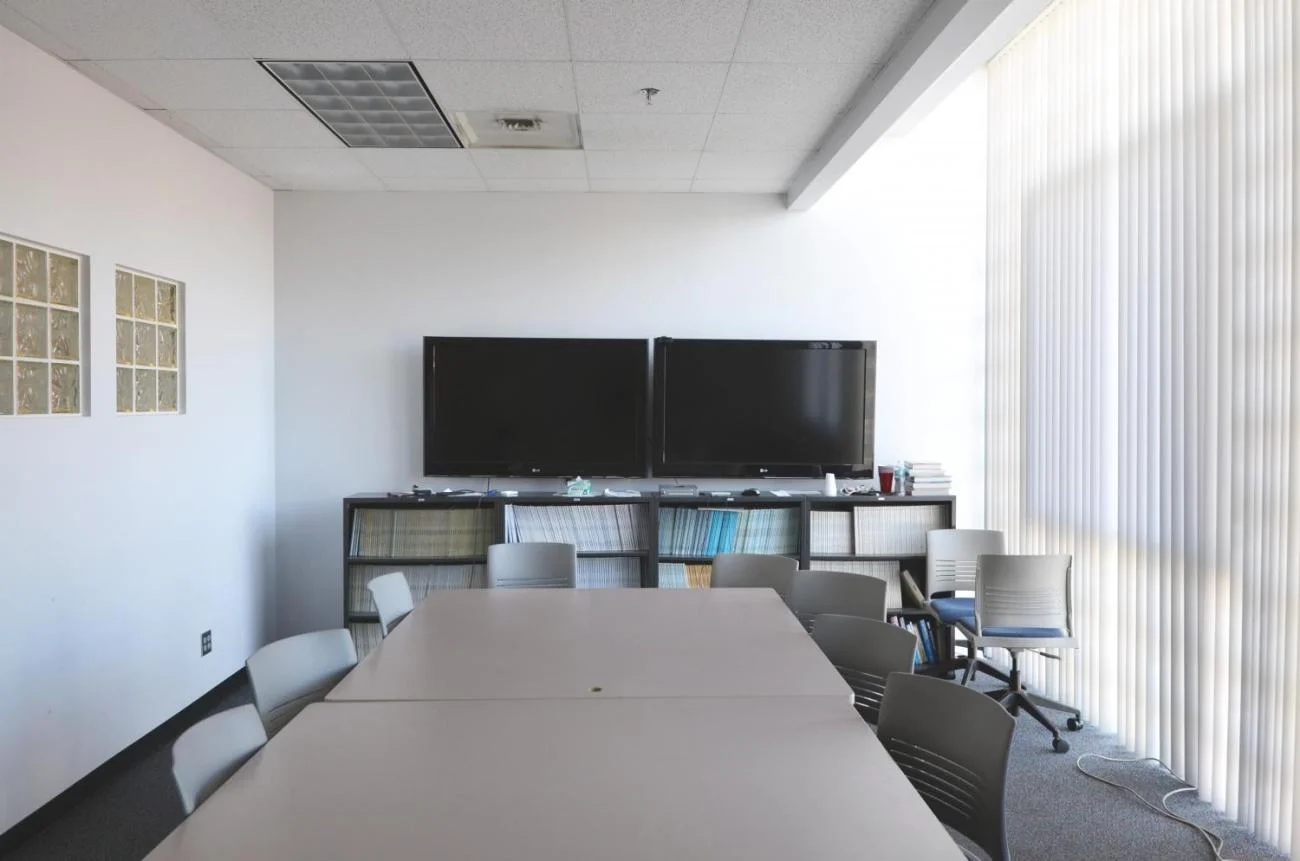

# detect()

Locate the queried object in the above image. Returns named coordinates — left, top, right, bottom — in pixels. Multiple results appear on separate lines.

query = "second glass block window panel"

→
left=115, top=266, right=183, bottom=414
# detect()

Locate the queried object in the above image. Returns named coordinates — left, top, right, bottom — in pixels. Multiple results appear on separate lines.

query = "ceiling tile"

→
left=381, top=176, right=487, bottom=191
left=382, top=0, right=569, bottom=60
left=580, top=113, right=712, bottom=151
left=705, top=113, right=834, bottom=152
left=734, top=0, right=931, bottom=65
left=471, top=149, right=587, bottom=179
left=691, top=178, right=788, bottom=193
left=69, top=62, right=162, bottom=109
left=274, top=174, right=386, bottom=191
left=585, top=151, right=700, bottom=180
left=590, top=178, right=692, bottom=193
left=718, top=63, right=868, bottom=116
left=415, top=61, right=576, bottom=112
left=211, top=148, right=268, bottom=174
left=82, top=60, right=298, bottom=110
left=221, top=147, right=381, bottom=185
left=565, top=0, right=749, bottom=61
left=193, top=0, right=405, bottom=59
left=8, top=0, right=241, bottom=59
left=485, top=177, right=589, bottom=192
left=695, top=150, right=810, bottom=181
left=145, top=110, right=226, bottom=149
left=574, top=63, right=727, bottom=114
left=0, top=5, right=81, bottom=58
left=353, top=149, right=479, bottom=178
left=172, top=109, right=343, bottom=148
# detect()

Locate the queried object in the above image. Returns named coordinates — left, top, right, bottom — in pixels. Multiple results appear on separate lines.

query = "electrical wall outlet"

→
left=200, top=630, right=212, bottom=656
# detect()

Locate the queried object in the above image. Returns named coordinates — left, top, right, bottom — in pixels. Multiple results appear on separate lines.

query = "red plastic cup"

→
left=878, top=466, right=895, bottom=495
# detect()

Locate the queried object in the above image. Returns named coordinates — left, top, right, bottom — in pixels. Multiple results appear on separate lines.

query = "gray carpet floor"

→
left=3, top=679, right=1290, bottom=861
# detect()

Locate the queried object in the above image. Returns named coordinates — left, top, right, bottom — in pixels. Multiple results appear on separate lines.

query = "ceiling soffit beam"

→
left=785, top=0, right=1019, bottom=211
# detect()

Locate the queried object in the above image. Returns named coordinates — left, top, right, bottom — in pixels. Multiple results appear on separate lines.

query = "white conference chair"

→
left=901, top=529, right=1008, bottom=680
left=171, top=704, right=267, bottom=815
left=956, top=553, right=1082, bottom=752
left=367, top=571, right=414, bottom=636
left=245, top=629, right=358, bottom=736
left=487, top=542, right=576, bottom=588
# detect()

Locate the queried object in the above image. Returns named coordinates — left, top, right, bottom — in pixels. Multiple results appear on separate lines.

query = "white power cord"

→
left=1075, top=754, right=1241, bottom=861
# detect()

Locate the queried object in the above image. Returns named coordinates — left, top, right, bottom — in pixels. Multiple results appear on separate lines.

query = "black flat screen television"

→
left=423, top=337, right=648, bottom=477
left=653, top=338, right=876, bottom=478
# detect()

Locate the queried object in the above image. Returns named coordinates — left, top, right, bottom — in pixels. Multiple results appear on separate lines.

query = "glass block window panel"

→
left=116, top=266, right=183, bottom=414
left=16, top=361, right=49, bottom=414
left=0, top=234, right=83, bottom=417
left=0, top=241, right=12, bottom=296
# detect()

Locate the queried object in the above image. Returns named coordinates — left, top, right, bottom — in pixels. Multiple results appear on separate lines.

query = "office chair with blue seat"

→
left=901, top=529, right=1009, bottom=681
left=956, top=553, right=1083, bottom=752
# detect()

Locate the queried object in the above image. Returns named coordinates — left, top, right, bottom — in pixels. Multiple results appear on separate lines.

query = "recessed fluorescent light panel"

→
left=260, top=61, right=460, bottom=149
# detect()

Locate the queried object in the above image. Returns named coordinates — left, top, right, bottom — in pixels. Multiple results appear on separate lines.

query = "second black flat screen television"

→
left=653, top=338, right=876, bottom=478
left=424, top=337, right=648, bottom=477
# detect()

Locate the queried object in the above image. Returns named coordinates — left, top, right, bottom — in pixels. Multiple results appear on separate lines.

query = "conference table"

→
left=145, top=588, right=964, bottom=861
left=328, top=586, right=854, bottom=702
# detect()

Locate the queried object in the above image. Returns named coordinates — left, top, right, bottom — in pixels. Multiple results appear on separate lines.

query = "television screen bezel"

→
left=651, top=337, right=875, bottom=479
left=423, top=336, right=650, bottom=478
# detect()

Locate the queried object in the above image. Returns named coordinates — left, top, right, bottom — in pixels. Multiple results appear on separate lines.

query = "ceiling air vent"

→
left=452, top=111, right=582, bottom=150
left=260, top=61, right=460, bottom=149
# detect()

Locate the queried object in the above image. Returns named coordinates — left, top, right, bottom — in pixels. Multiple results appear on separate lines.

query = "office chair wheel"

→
left=1052, top=737, right=1070, bottom=753
left=1067, top=717, right=1083, bottom=732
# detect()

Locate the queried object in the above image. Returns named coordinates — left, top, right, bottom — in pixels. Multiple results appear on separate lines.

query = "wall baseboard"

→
left=0, top=669, right=246, bottom=855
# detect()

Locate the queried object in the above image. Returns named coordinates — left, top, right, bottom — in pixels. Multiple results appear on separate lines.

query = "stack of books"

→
left=503, top=504, right=646, bottom=552
left=903, top=461, right=952, bottom=496
left=350, top=508, right=493, bottom=557
left=658, top=507, right=799, bottom=556
left=657, top=562, right=713, bottom=589
left=808, top=510, right=853, bottom=554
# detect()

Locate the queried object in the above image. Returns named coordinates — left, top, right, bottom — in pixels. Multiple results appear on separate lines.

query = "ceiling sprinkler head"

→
left=639, top=87, right=660, bottom=106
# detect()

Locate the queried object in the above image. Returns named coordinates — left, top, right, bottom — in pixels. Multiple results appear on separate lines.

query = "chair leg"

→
left=1026, top=691, right=1081, bottom=721
left=995, top=653, right=1077, bottom=752
left=960, top=656, right=979, bottom=686
left=976, top=659, right=1010, bottom=685
left=1006, top=691, right=1069, bottom=749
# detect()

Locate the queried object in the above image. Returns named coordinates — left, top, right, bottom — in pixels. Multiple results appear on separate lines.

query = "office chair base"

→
left=955, top=654, right=1010, bottom=686
left=978, top=659, right=1082, bottom=752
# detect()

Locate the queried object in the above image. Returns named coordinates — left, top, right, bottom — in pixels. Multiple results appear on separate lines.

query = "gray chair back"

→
left=974, top=554, right=1073, bottom=636
left=811, top=613, right=915, bottom=724
left=926, top=529, right=1005, bottom=596
left=878, top=673, right=1015, bottom=861
left=790, top=569, right=887, bottom=630
left=487, top=542, right=577, bottom=588
left=171, top=704, right=267, bottom=815
left=367, top=570, right=414, bottom=636
left=710, top=553, right=797, bottom=599
left=246, top=629, right=358, bottom=736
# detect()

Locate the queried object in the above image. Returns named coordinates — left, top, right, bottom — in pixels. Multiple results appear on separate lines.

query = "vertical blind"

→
left=986, top=0, right=1298, bottom=850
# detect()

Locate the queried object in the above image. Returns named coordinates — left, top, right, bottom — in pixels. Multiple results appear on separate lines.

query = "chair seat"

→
left=955, top=621, right=1077, bottom=650
left=930, top=597, right=975, bottom=626
left=980, top=626, right=1068, bottom=638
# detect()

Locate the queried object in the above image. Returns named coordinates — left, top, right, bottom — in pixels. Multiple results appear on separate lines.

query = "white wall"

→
left=274, top=72, right=988, bottom=637
left=0, top=27, right=276, bottom=832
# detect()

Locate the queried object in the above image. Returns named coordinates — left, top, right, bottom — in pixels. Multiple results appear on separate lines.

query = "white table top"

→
left=329, top=587, right=853, bottom=702
left=144, top=698, right=963, bottom=861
